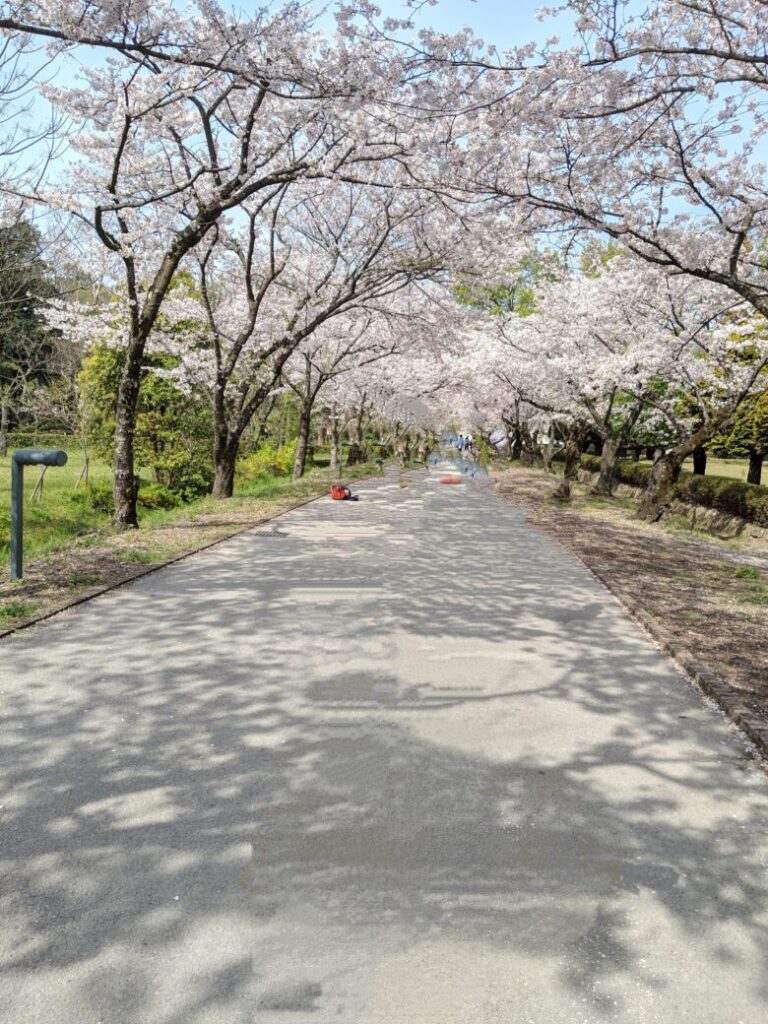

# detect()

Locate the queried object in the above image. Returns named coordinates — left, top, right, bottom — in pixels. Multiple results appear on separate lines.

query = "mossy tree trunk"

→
left=638, top=421, right=726, bottom=521
left=748, top=448, right=764, bottom=486
left=553, top=424, right=588, bottom=501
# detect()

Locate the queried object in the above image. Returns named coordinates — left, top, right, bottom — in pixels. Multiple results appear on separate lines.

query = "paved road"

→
left=2, top=469, right=768, bottom=1024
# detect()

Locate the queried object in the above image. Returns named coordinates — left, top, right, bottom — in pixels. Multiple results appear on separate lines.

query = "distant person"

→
left=457, top=434, right=465, bottom=451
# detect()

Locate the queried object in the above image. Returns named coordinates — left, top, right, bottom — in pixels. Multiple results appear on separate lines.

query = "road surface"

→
left=2, top=469, right=767, bottom=1023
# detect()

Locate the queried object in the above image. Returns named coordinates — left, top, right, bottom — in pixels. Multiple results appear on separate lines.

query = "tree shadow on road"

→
left=1, top=477, right=767, bottom=1022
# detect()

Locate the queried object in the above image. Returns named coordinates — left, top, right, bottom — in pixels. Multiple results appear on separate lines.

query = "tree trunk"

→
left=637, top=451, right=682, bottom=521
left=748, top=449, right=764, bottom=486
left=293, top=404, right=312, bottom=480
left=591, top=437, right=618, bottom=496
left=637, top=423, right=723, bottom=521
left=112, top=345, right=143, bottom=527
left=553, top=429, right=585, bottom=501
left=519, top=422, right=536, bottom=465
left=692, top=445, right=707, bottom=475
left=541, top=442, right=555, bottom=474
left=645, top=446, right=656, bottom=461
left=0, top=390, right=9, bottom=457
left=510, top=430, right=523, bottom=461
left=255, top=398, right=275, bottom=448
left=212, top=440, right=238, bottom=498
left=330, top=416, right=341, bottom=475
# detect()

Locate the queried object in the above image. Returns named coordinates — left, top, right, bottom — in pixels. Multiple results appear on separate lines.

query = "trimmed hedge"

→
left=1, top=432, right=75, bottom=451
left=580, top=454, right=768, bottom=526
left=674, top=474, right=768, bottom=527
left=580, top=453, right=653, bottom=487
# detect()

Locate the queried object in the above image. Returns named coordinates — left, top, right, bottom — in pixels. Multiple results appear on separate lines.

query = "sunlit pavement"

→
left=1, top=467, right=767, bottom=1024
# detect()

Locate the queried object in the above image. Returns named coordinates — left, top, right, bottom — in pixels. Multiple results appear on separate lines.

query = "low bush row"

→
left=674, top=474, right=768, bottom=527
left=580, top=454, right=768, bottom=526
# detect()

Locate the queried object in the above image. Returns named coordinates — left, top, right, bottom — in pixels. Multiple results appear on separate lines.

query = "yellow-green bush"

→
left=237, top=440, right=297, bottom=481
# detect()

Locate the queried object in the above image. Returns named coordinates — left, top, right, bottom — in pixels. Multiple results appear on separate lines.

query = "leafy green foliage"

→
left=137, top=483, right=181, bottom=510
left=79, top=480, right=114, bottom=513
left=710, top=386, right=768, bottom=459
left=79, top=344, right=213, bottom=499
left=581, top=453, right=654, bottom=487
left=0, top=222, right=57, bottom=383
left=237, top=440, right=297, bottom=481
left=674, top=474, right=768, bottom=526
left=581, top=453, right=768, bottom=524
left=454, top=252, right=552, bottom=317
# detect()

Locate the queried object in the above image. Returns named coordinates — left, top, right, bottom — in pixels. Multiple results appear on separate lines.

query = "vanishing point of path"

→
left=1, top=469, right=767, bottom=1024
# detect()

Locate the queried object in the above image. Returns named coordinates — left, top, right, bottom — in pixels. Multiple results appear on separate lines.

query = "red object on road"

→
left=439, top=476, right=463, bottom=484
left=330, top=484, right=353, bottom=500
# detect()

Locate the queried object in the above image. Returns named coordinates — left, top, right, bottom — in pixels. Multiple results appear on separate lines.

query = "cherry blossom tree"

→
left=447, top=0, right=768, bottom=320
left=283, top=310, right=398, bottom=480
left=1, top=0, right=474, bottom=522
left=484, top=253, right=768, bottom=513
left=141, top=179, right=469, bottom=496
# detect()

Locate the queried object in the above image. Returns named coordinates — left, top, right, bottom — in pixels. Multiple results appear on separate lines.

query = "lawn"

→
left=0, top=447, right=113, bottom=561
left=681, top=457, right=751, bottom=482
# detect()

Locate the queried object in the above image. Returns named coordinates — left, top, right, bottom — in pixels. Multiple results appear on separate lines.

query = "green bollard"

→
left=10, top=449, right=68, bottom=581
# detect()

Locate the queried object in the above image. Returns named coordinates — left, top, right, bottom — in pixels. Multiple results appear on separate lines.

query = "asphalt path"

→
left=1, top=468, right=768, bottom=1023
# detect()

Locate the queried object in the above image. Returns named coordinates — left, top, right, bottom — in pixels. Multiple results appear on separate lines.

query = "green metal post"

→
left=10, top=457, right=23, bottom=582
left=9, top=449, right=68, bottom=582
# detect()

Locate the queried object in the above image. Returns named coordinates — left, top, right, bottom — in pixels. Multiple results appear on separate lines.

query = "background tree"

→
left=0, top=220, right=58, bottom=454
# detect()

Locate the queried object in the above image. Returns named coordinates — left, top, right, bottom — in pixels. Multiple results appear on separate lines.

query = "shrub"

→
left=475, top=437, right=494, bottom=465
left=616, top=460, right=654, bottom=488
left=138, top=483, right=180, bottom=510
left=674, top=474, right=768, bottom=527
left=580, top=454, right=653, bottom=488
left=160, top=455, right=213, bottom=503
left=580, top=453, right=768, bottom=525
left=79, top=480, right=114, bottom=514
left=238, top=440, right=297, bottom=480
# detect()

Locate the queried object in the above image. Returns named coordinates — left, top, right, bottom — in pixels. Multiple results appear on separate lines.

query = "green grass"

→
left=680, top=457, right=750, bottom=482
left=117, top=549, right=162, bottom=564
left=0, top=599, right=38, bottom=623
left=585, top=493, right=635, bottom=512
left=735, top=567, right=761, bottom=579
left=0, top=447, right=114, bottom=561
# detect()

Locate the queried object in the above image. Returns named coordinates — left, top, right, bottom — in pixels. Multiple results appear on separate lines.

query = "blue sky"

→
left=370, top=0, right=574, bottom=48
left=234, top=1, right=578, bottom=51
